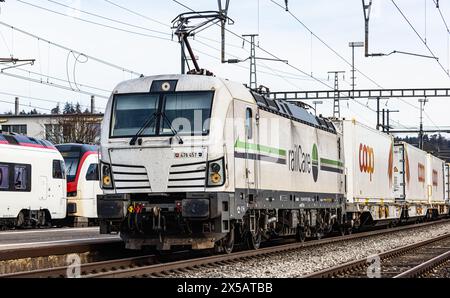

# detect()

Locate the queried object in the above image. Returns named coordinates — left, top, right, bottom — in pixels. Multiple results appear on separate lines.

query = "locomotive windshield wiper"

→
left=161, top=112, right=184, bottom=145
left=129, top=112, right=157, bottom=145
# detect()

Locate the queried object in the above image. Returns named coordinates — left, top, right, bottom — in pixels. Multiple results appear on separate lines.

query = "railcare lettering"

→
left=288, top=145, right=311, bottom=174
left=359, top=143, right=375, bottom=181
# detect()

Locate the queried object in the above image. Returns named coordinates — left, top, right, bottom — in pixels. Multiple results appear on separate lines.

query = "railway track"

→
left=305, top=233, right=450, bottom=278
left=0, top=238, right=122, bottom=262
left=395, top=250, right=450, bottom=278
left=2, top=219, right=449, bottom=278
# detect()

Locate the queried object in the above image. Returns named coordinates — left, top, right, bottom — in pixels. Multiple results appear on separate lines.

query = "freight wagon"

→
left=334, top=119, right=400, bottom=226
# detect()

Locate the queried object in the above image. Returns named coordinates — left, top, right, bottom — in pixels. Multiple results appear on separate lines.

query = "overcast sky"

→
left=0, top=0, right=449, bottom=133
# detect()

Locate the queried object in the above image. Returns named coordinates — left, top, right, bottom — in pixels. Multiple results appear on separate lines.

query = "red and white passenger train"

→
left=56, top=144, right=101, bottom=226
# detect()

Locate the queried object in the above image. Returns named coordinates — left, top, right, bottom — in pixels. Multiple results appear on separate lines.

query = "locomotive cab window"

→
left=111, top=91, right=214, bottom=138
left=52, top=160, right=65, bottom=179
left=0, top=164, right=9, bottom=190
left=160, top=91, right=214, bottom=136
left=246, top=108, right=253, bottom=140
left=111, top=94, right=159, bottom=138
left=86, top=163, right=99, bottom=181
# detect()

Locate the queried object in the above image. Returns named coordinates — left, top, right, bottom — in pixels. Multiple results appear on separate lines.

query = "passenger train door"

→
left=234, top=101, right=259, bottom=201
left=39, top=176, right=48, bottom=201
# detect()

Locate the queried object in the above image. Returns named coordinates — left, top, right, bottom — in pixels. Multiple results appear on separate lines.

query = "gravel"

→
left=169, top=222, right=450, bottom=278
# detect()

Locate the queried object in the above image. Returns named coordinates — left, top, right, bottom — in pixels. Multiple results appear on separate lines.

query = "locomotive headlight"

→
left=210, top=163, right=221, bottom=173
left=211, top=172, right=222, bottom=183
left=101, top=163, right=114, bottom=189
left=207, top=158, right=225, bottom=187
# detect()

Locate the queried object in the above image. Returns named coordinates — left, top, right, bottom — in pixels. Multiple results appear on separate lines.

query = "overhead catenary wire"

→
left=0, top=91, right=106, bottom=111
left=46, top=0, right=172, bottom=37
left=270, top=0, right=437, bottom=129
left=172, top=0, right=334, bottom=90
left=96, top=0, right=323, bottom=85
left=432, top=0, right=450, bottom=33
left=0, top=28, right=11, bottom=56
left=270, top=0, right=384, bottom=89
left=0, top=71, right=110, bottom=99
left=16, top=0, right=173, bottom=44
left=94, top=0, right=323, bottom=87
left=0, top=20, right=142, bottom=76
left=103, top=0, right=170, bottom=28
left=391, top=0, right=450, bottom=78
left=192, top=38, right=303, bottom=89
left=11, top=67, right=111, bottom=94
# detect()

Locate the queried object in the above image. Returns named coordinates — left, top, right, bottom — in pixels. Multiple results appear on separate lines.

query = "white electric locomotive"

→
left=0, top=133, right=67, bottom=228
left=97, top=74, right=345, bottom=251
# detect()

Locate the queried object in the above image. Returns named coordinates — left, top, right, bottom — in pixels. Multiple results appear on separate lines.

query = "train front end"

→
left=98, top=75, right=233, bottom=250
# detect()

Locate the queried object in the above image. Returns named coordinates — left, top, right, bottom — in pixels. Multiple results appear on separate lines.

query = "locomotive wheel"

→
left=247, top=231, right=261, bottom=250
left=16, top=211, right=26, bottom=228
left=296, top=228, right=306, bottom=243
left=222, top=226, right=235, bottom=254
left=316, top=227, right=324, bottom=240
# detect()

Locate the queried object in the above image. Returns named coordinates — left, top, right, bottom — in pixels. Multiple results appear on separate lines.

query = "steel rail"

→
left=304, top=233, right=450, bottom=278
left=394, top=250, right=450, bottom=278
left=1, top=254, right=157, bottom=278
left=0, top=238, right=122, bottom=262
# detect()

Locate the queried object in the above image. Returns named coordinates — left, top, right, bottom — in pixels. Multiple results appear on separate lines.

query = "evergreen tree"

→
left=75, top=102, right=82, bottom=114
left=63, top=102, right=75, bottom=114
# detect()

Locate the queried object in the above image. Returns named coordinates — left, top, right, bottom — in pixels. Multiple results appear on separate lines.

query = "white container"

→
left=426, top=154, right=445, bottom=203
left=393, top=142, right=428, bottom=203
left=338, top=120, right=395, bottom=203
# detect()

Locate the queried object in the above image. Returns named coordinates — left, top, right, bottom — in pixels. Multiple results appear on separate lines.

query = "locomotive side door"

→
left=234, top=101, right=259, bottom=201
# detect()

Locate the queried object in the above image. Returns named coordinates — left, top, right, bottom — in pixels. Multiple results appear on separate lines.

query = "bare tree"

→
left=45, top=113, right=102, bottom=144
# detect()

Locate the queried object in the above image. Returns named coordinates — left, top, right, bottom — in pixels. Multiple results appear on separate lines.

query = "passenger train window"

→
left=14, top=165, right=30, bottom=191
left=246, top=108, right=253, bottom=140
left=86, top=163, right=99, bottom=181
left=0, top=164, right=9, bottom=190
left=52, top=160, right=65, bottom=179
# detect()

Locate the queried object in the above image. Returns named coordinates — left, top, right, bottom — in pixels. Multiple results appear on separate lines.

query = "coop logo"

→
left=359, top=143, right=374, bottom=181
